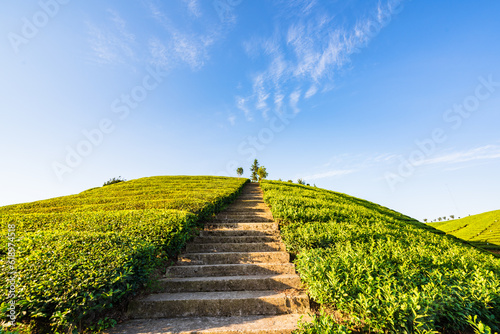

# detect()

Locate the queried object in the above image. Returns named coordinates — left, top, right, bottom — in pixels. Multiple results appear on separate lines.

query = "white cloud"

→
left=305, top=85, right=318, bottom=98
left=421, top=145, right=500, bottom=166
left=86, top=9, right=136, bottom=65
left=146, top=1, right=222, bottom=71
left=182, top=0, right=202, bottom=18
left=289, top=89, right=301, bottom=114
left=274, top=92, right=285, bottom=111
left=238, top=0, right=403, bottom=121
left=236, top=96, right=252, bottom=121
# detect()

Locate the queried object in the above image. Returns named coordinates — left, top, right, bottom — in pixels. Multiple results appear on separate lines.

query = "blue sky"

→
left=1, top=0, right=499, bottom=221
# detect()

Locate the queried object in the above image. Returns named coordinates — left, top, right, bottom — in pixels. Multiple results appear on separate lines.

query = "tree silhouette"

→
left=236, top=167, right=243, bottom=177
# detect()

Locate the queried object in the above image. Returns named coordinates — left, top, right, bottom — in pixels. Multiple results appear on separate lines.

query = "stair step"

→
left=193, top=235, right=280, bottom=244
left=223, top=207, right=267, bottom=213
left=178, top=252, right=290, bottom=265
left=158, top=274, right=302, bottom=293
left=166, top=263, right=297, bottom=278
left=127, top=290, right=310, bottom=318
left=186, top=242, right=285, bottom=253
left=204, top=222, right=278, bottom=230
left=212, top=216, right=274, bottom=223
left=200, top=230, right=279, bottom=237
left=106, top=314, right=311, bottom=334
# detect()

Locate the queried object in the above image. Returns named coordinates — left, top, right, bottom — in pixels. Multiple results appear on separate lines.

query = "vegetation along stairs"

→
left=108, top=182, right=310, bottom=333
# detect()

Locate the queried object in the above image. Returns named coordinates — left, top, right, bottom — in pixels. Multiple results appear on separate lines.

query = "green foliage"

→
left=295, top=310, right=352, bottom=334
left=0, top=176, right=248, bottom=333
left=250, top=159, right=259, bottom=182
left=430, top=210, right=500, bottom=253
left=0, top=231, right=159, bottom=332
left=103, top=176, right=126, bottom=186
left=260, top=180, right=500, bottom=333
left=468, top=315, right=499, bottom=334
left=236, top=167, right=244, bottom=177
left=297, top=178, right=305, bottom=185
left=257, top=166, right=268, bottom=181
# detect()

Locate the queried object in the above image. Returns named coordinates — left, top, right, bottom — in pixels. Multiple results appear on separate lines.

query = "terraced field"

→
left=260, top=180, right=500, bottom=333
left=430, top=210, right=500, bottom=253
left=0, top=176, right=247, bottom=333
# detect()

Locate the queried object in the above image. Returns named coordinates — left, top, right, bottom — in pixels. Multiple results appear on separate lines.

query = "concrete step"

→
left=186, top=242, right=285, bottom=253
left=106, top=314, right=311, bottom=334
left=178, top=252, right=290, bottom=265
left=166, top=263, right=297, bottom=278
left=212, top=216, right=274, bottom=223
left=158, top=274, right=302, bottom=293
left=127, top=290, right=310, bottom=318
left=223, top=207, right=267, bottom=213
left=193, top=235, right=280, bottom=244
left=204, top=222, right=278, bottom=231
left=200, top=230, right=279, bottom=237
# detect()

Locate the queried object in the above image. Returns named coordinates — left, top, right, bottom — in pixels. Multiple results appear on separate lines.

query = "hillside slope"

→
left=0, top=176, right=247, bottom=333
left=430, top=210, right=500, bottom=253
left=260, top=180, right=500, bottom=333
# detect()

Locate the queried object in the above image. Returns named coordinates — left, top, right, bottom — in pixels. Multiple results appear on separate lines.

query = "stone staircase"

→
left=107, top=182, right=310, bottom=333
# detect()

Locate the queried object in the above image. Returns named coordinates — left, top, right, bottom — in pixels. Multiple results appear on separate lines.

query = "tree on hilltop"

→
left=257, top=166, right=268, bottom=181
left=250, top=159, right=259, bottom=182
left=236, top=167, right=243, bottom=177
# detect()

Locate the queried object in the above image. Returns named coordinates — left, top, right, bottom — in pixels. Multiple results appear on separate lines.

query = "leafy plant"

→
left=257, top=166, right=268, bottom=181
left=103, top=176, right=126, bottom=186
left=0, top=176, right=248, bottom=333
left=250, top=159, right=259, bottom=182
left=261, top=180, right=500, bottom=333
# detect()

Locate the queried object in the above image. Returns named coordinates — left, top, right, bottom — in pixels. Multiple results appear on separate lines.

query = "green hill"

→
left=429, top=210, right=500, bottom=254
left=260, top=180, right=500, bottom=333
left=2, top=177, right=499, bottom=333
left=0, top=176, right=247, bottom=333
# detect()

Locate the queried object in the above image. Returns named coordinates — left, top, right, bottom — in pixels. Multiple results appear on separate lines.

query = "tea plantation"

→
left=0, top=176, right=247, bottom=333
left=260, top=181, right=500, bottom=333
left=430, top=210, right=500, bottom=254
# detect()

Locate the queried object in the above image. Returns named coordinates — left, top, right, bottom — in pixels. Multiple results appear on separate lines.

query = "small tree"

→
left=103, top=176, right=126, bottom=186
left=297, top=178, right=306, bottom=185
left=438, top=217, right=442, bottom=222
left=257, top=166, right=268, bottom=181
left=287, top=180, right=293, bottom=183
left=250, top=159, right=259, bottom=182
left=423, top=219, right=428, bottom=223
left=236, top=167, right=243, bottom=177
left=450, top=215, right=455, bottom=220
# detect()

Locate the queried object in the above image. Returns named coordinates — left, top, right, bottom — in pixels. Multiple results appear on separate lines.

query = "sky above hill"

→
left=1, top=0, right=499, bottom=221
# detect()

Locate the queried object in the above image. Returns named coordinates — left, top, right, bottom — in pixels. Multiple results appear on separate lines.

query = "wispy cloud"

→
left=236, top=0, right=405, bottom=121
left=86, top=9, right=136, bottom=65
left=182, top=0, right=202, bottom=18
left=236, top=96, right=252, bottom=121
left=289, top=89, right=301, bottom=114
left=420, top=145, right=500, bottom=166
left=146, top=1, right=220, bottom=71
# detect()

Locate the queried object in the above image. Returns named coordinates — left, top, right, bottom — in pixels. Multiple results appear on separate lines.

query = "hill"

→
left=430, top=210, right=500, bottom=254
left=260, top=180, right=500, bottom=333
left=0, top=176, right=247, bottom=333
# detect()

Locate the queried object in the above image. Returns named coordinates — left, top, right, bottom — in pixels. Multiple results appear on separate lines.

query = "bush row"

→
left=260, top=180, right=500, bottom=333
